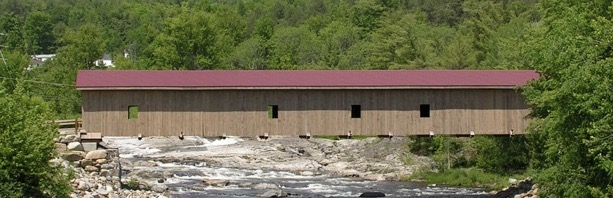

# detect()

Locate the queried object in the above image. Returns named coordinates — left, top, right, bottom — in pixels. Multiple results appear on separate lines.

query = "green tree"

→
left=23, top=12, right=56, bottom=54
left=0, top=89, right=71, bottom=198
left=58, top=24, right=106, bottom=69
left=0, top=13, right=24, bottom=52
left=523, top=0, right=613, bottom=196
left=147, top=10, right=218, bottom=70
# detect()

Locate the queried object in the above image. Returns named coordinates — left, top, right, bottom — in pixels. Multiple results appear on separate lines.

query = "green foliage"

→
left=409, top=168, right=521, bottom=190
left=522, top=1, right=613, bottom=196
left=122, top=178, right=144, bottom=190
left=0, top=91, right=71, bottom=197
left=474, top=136, right=528, bottom=174
left=408, top=136, right=529, bottom=173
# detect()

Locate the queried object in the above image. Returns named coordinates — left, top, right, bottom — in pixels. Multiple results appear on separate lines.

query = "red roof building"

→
left=76, top=70, right=538, bottom=89
left=77, top=70, right=537, bottom=137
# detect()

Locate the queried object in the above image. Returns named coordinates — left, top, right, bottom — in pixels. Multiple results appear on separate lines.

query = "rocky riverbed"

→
left=100, top=136, right=492, bottom=197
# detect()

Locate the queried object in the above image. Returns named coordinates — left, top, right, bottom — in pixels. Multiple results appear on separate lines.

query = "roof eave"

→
left=76, top=86, right=523, bottom=91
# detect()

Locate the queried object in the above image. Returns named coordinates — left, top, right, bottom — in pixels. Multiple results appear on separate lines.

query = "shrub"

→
left=0, top=93, right=71, bottom=197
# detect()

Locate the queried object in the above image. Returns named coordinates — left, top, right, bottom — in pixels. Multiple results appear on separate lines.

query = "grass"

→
left=404, top=168, right=527, bottom=190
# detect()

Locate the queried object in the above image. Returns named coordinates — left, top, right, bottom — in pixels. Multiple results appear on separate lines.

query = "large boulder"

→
left=67, top=142, right=84, bottom=151
left=260, top=189, right=287, bottom=197
left=60, top=151, right=85, bottom=162
left=85, top=150, right=107, bottom=160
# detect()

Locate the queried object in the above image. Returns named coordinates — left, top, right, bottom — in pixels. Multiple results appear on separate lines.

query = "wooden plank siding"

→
left=81, top=89, right=530, bottom=137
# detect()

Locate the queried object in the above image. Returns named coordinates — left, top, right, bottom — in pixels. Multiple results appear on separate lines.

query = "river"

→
left=109, top=137, right=492, bottom=197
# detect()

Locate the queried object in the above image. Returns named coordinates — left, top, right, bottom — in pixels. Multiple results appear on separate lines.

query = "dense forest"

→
left=1, top=0, right=613, bottom=197
left=0, top=0, right=541, bottom=116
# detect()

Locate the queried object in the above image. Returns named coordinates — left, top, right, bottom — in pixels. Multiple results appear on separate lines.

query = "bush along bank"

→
left=405, top=136, right=534, bottom=193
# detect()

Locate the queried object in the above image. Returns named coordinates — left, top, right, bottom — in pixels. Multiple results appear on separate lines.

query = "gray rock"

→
left=85, top=165, right=99, bottom=172
left=260, top=189, right=287, bottom=197
left=252, top=183, right=279, bottom=190
left=67, top=142, right=84, bottom=151
left=101, top=163, right=115, bottom=170
left=363, top=174, right=385, bottom=181
left=60, top=151, right=85, bottom=162
left=77, top=181, right=90, bottom=191
left=96, top=188, right=108, bottom=195
left=299, top=171, right=314, bottom=176
left=202, top=179, right=230, bottom=187
left=359, top=192, right=386, bottom=197
left=99, top=170, right=111, bottom=177
left=150, top=183, right=168, bottom=193
left=85, top=150, right=107, bottom=160
left=96, top=159, right=108, bottom=164
left=55, top=143, right=67, bottom=151
left=49, top=158, right=67, bottom=168
left=60, top=135, right=80, bottom=143
left=81, top=159, right=94, bottom=167
left=133, top=160, right=158, bottom=167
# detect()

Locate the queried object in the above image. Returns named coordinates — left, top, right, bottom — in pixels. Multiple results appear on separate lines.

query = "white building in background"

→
left=32, top=54, right=56, bottom=62
left=94, top=54, right=114, bottom=67
left=29, top=53, right=115, bottom=70
left=28, top=54, right=56, bottom=70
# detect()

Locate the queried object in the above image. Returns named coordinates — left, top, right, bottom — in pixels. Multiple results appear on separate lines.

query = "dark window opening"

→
left=128, top=105, right=138, bottom=120
left=420, top=104, right=430, bottom=118
left=268, top=105, right=278, bottom=119
left=351, top=105, right=361, bottom=118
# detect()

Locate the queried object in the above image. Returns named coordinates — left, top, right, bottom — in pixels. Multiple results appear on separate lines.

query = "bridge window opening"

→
left=268, top=105, right=278, bottom=119
left=420, top=104, right=430, bottom=118
left=128, top=105, right=138, bottom=120
left=351, top=105, right=361, bottom=118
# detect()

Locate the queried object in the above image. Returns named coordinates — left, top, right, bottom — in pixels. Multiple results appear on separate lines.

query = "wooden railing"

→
left=55, top=118, right=82, bottom=132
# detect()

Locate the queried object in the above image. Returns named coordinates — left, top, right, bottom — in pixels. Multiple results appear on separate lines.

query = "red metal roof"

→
left=76, top=70, right=539, bottom=89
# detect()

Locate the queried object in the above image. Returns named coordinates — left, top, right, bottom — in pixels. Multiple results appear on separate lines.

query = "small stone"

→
left=100, top=163, right=114, bottom=170
left=77, top=181, right=90, bottom=191
left=81, top=159, right=94, bottom=167
left=60, top=135, right=80, bottom=143
left=363, top=174, right=385, bottom=181
left=67, top=142, right=84, bottom=151
left=359, top=192, right=386, bottom=197
left=85, top=150, right=107, bottom=160
left=96, top=159, right=108, bottom=164
left=299, top=171, right=314, bottom=176
left=260, top=189, right=287, bottom=197
left=133, top=160, right=158, bottom=167
left=96, top=188, right=108, bottom=195
left=105, top=185, right=114, bottom=193
left=60, top=151, right=86, bottom=162
left=85, top=165, right=99, bottom=172
left=99, top=170, right=111, bottom=177
left=49, top=158, right=66, bottom=168
left=151, top=183, right=168, bottom=193
left=509, top=178, right=519, bottom=185
left=202, top=179, right=230, bottom=187
left=55, top=143, right=68, bottom=151
left=252, top=183, right=279, bottom=190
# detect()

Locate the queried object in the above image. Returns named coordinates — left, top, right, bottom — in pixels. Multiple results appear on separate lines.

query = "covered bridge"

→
left=76, top=70, right=538, bottom=137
